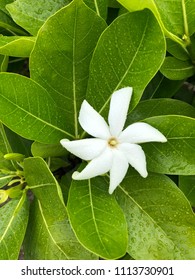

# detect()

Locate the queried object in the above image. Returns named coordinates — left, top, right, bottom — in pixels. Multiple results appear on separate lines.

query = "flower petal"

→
left=119, top=122, right=167, bottom=144
left=79, top=100, right=110, bottom=139
left=108, top=87, right=133, bottom=137
left=119, top=143, right=148, bottom=178
left=109, top=149, right=129, bottom=194
left=72, top=148, right=113, bottom=180
left=60, top=138, right=107, bottom=160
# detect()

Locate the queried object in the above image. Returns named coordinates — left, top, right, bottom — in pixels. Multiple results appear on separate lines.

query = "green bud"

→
left=7, top=186, right=23, bottom=198
left=8, top=178, right=21, bottom=186
left=4, top=153, right=25, bottom=162
left=0, top=190, right=8, bottom=204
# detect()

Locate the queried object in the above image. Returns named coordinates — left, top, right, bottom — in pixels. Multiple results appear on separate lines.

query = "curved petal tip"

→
left=60, top=139, right=70, bottom=147
left=141, top=170, right=148, bottom=178
left=72, top=171, right=80, bottom=180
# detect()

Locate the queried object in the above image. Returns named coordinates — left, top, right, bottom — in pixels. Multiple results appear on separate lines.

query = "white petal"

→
left=109, top=149, right=129, bottom=194
left=119, top=122, right=167, bottom=144
left=119, top=143, right=148, bottom=178
left=108, top=87, right=133, bottom=137
left=60, top=138, right=107, bottom=160
left=72, top=148, right=113, bottom=180
left=79, top=100, right=110, bottom=139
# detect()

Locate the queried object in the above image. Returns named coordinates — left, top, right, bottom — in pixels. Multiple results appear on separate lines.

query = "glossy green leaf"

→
left=127, top=99, right=195, bottom=124
left=67, top=175, right=128, bottom=259
left=86, top=9, right=165, bottom=115
left=84, top=0, right=108, bottom=19
left=179, top=175, right=195, bottom=207
left=6, top=0, right=71, bottom=35
left=116, top=171, right=195, bottom=259
left=24, top=157, right=96, bottom=260
left=117, top=0, right=195, bottom=46
left=0, top=73, right=74, bottom=144
left=31, top=142, right=68, bottom=158
left=0, top=194, right=29, bottom=259
left=30, top=0, right=106, bottom=138
left=0, top=36, right=35, bottom=57
left=160, top=57, right=195, bottom=80
left=0, top=9, right=26, bottom=35
left=141, top=115, right=195, bottom=175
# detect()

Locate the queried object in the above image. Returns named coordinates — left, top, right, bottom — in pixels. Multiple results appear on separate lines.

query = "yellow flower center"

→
left=108, top=137, right=118, bottom=148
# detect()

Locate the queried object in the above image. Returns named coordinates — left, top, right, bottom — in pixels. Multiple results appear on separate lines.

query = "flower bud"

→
left=0, top=190, right=8, bottom=204
left=4, top=153, right=25, bottom=162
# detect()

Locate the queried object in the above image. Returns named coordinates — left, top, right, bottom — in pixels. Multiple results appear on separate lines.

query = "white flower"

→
left=60, top=87, right=167, bottom=194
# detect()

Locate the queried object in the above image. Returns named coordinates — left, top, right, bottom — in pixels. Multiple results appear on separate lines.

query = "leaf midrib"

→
left=38, top=199, right=69, bottom=259
left=88, top=179, right=111, bottom=257
left=73, top=3, right=78, bottom=138
left=0, top=195, right=24, bottom=250
left=94, top=0, right=100, bottom=16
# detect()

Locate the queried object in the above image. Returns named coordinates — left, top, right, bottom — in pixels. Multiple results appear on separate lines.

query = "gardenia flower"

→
left=60, top=87, right=167, bottom=194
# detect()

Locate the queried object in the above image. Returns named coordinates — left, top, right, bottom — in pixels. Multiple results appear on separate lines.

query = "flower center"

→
left=108, top=137, right=118, bottom=148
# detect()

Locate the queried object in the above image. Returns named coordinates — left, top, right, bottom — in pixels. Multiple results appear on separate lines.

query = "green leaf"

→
left=30, top=0, right=106, bottom=138
left=31, top=142, right=68, bottom=158
left=160, top=57, right=195, bottom=80
left=6, top=0, right=72, bottom=35
left=179, top=175, right=195, bottom=207
left=4, top=126, right=32, bottom=157
left=0, top=122, right=15, bottom=170
left=0, top=9, right=26, bottom=35
left=0, top=0, right=13, bottom=15
left=67, top=174, right=128, bottom=259
left=0, top=73, right=74, bottom=144
left=152, top=79, right=184, bottom=99
left=127, top=98, right=195, bottom=124
left=167, top=38, right=190, bottom=61
left=116, top=171, right=195, bottom=259
left=84, top=0, right=108, bottom=19
left=108, top=0, right=121, bottom=8
left=0, top=175, right=12, bottom=188
left=24, top=157, right=96, bottom=259
left=142, top=115, right=195, bottom=175
left=0, top=194, right=29, bottom=259
left=59, top=172, right=72, bottom=205
left=49, top=157, right=69, bottom=172
left=117, top=0, right=195, bottom=46
left=0, top=36, right=35, bottom=57
left=86, top=9, right=165, bottom=115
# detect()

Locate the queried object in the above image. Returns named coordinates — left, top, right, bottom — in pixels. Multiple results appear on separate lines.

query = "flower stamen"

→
left=108, top=137, right=118, bottom=148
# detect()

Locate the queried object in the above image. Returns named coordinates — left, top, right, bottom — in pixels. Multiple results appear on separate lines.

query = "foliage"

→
left=0, top=0, right=195, bottom=260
